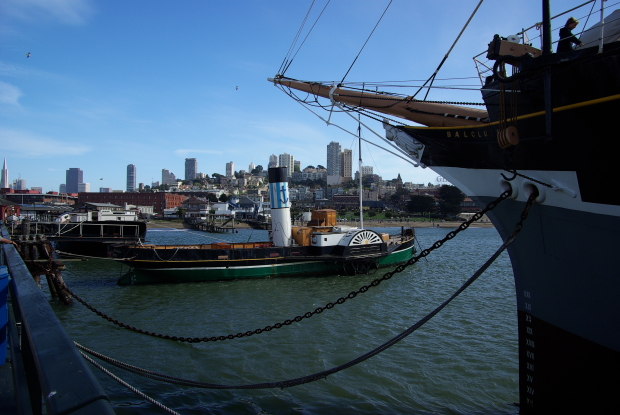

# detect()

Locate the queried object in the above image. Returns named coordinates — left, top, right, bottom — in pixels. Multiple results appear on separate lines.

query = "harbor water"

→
left=50, top=226, right=519, bottom=414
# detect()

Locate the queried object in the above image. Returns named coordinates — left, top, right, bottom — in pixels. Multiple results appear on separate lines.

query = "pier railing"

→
left=1, top=226, right=115, bottom=414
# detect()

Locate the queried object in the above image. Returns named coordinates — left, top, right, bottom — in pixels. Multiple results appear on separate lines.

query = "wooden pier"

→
left=186, top=216, right=238, bottom=233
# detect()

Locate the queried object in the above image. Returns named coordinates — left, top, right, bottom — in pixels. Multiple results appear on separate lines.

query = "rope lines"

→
left=80, top=351, right=181, bottom=415
left=412, top=0, right=484, bottom=100
left=278, top=0, right=331, bottom=77
left=340, top=0, right=393, bottom=85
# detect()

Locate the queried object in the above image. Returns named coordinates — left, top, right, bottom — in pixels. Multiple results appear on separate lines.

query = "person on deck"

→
left=557, top=17, right=584, bottom=53
left=1, top=237, right=17, bottom=246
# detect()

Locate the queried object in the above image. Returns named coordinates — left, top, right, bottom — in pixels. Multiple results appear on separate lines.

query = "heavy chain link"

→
left=52, top=189, right=512, bottom=343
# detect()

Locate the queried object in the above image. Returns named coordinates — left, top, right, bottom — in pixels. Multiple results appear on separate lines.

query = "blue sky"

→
left=1, top=0, right=591, bottom=193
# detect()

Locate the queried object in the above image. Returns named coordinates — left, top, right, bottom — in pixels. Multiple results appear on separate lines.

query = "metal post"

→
left=598, top=0, right=605, bottom=53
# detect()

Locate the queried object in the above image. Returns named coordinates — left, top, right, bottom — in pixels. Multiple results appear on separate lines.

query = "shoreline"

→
left=147, top=220, right=494, bottom=230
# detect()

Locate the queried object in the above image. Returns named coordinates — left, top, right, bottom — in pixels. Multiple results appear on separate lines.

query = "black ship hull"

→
left=393, top=43, right=620, bottom=413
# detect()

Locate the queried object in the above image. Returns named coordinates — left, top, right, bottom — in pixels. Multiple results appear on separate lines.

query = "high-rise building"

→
left=162, top=169, right=177, bottom=185
left=66, top=168, right=83, bottom=194
left=127, top=164, right=137, bottom=192
left=268, top=154, right=278, bottom=168
left=226, top=161, right=234, bottom=177
left=1, top=158, right=8, bottom=188
left=294, top=160, right=301, bottom=173
left=278, top=153, right=294, bottom=177
left=78, top=183, right=90, bottom=192
left=185, top=158, right=197, bottom=181
left=14, top=179, right=27, bottom=190
left=326, top=141, right=341, bottom=176
left=361, top=165, right=373, bottom=176
left=249, top=162, right=255, bottom=172
left=59, top=184, right=67, bottom=193
left=341, top=149, right=352, bottom=180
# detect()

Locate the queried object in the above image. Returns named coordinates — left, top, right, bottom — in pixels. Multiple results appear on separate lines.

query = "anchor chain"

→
left=501, top=169, right=554, bottom=188
left=51, top=189, right=513, bottom=343
left=75, top=189, right=538, bottom=391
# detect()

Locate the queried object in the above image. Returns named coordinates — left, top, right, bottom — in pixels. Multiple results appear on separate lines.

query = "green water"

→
left=50, top=227, right=518, bottom=414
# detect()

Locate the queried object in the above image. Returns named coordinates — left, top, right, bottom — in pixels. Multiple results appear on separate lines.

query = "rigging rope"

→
left=80, top=351, right=181, bottom=415
left=340, top=0, right=393, bottom=85
left=278, top=0, right=315, bottom=75
left=412, top=0, right=484, bottom=100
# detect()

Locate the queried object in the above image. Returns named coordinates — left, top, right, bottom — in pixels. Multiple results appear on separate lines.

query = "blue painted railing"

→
left=1, top=227, right=115, bottom=414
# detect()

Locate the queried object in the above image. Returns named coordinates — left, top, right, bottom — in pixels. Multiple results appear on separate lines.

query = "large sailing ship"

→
left=269, top=1, right=620, bottom=413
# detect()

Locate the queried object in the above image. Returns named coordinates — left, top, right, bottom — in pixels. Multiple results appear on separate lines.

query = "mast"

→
left=269, top=77, right=488, bottom=127
left=358, top=120, right=364, bottom=230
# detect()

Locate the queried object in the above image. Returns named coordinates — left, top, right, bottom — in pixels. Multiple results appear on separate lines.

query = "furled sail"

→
left=269, top=76, right=489, bottom=127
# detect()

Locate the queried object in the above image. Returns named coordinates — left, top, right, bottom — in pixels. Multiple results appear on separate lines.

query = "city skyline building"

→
left=185, top=158, right=197, bottom=181
left=127, top=164, right=137, bottom=192
left=279, top=153, right=294, bottom=177
left=326, top=141, right=341, bottom=177
left=1, top=158, right=8, bottom=189
left=162, top=168, right=177, bottom=185
left=341, top=149, right=352, bottom=181
left=59, top=184, right=67, bottom=193
left=361, top=165, right=373, bottom=176
left=249, top=162, right=255, bottom=172
left=226, top=161, right=234, bottom=177
left=78, top=183, right=91, bottom=192
left=66, top=168, right=83, bottom=194
left=268, top=154, right=278, bottom=168
left=13, top=179, right=27, bottom=190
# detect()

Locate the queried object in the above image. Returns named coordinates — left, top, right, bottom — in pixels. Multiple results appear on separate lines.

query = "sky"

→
left=0, top=0, right=595, bottom=193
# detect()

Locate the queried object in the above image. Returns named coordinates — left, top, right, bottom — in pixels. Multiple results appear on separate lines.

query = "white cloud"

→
left=0, top=128, right=91, bottom=157
left=0, top=81, right=23, bottom=106
left=2, top=0, right=95, bottom=25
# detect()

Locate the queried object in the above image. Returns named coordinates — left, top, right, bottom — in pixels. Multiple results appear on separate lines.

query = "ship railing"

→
left=472, top=0, right=618, bottom=86
left=0, top=226, right=115, bottom=415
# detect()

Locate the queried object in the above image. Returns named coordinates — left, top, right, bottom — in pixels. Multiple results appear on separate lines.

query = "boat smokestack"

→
left=268, top=167, right=292, bottom=247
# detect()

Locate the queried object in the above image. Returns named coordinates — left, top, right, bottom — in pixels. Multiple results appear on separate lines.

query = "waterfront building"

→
left=1, top=158, right=8, bottom=189
left=185, top=158, right=197, bottom=181
left=226, top=161, right=234, bottom=178
left=326, top=141, right=341, bottom=176
left=78, top=192, right=186, bottom=214
left=341, top=149, right=352, bottom=181
left=66, top=168, right=83, bottom=194
left=278, top=153, right=294, bottom=178
left=162, top=169, right=176, bottom=185
left=127, top=164, right=137, bottom=192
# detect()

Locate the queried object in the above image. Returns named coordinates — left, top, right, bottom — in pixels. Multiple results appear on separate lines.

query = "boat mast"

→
left=358, top=119, right=364, bottom=230
left=542, top=0, right=553, bottom=139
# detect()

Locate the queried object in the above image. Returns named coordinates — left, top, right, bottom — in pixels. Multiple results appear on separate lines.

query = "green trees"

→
left=438, top=185, right=464, bottom=217
left=406, top=195, right=435, bottom=214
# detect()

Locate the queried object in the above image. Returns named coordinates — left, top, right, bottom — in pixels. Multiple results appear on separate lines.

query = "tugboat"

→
left=113, top=167, right=415, bottom=284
